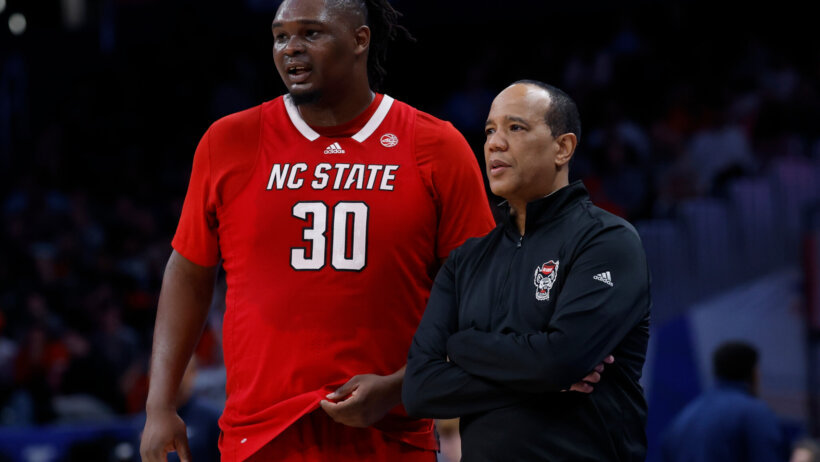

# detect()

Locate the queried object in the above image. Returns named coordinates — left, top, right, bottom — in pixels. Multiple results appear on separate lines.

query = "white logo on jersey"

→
left=380, top=133, right=399, bottom=148
left=593, top=271, right=614, bottom=287
left=324, top=142, right=346, bottom=154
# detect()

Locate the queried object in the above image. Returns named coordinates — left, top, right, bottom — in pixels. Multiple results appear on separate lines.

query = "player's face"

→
left=272, top=0, right=362, bottom=104
left=484, top=84, right=563, bottom=203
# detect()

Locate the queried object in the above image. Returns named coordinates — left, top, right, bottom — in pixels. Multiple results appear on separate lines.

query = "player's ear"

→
left=354, top=25, right=370, bottom=56
left=554, top=133, right=577, bottom=167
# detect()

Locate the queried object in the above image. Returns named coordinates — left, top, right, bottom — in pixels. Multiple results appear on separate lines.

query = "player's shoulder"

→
left=394, top=100, right=472, bottom=164
left=208, top=104, right=264, bottom=140
left=414, top=106, right=462, bottom=138
left=199, top=103, right=265, bottom=173
left=204, top=104, right=265, bottom=159
left=387, top=97, right=459, bottom=137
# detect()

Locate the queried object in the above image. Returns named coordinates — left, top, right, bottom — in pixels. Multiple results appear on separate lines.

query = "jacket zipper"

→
left=494, top=234, right=523, bottom=319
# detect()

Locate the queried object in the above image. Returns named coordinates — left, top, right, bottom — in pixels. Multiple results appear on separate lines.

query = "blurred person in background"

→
left=791, top=439, right=820, bottom=462
left=661, top=341, right=785, bottom=462
left=139, top=0, right=496, bottom=461
left=403, top=80, right=650, bottom=461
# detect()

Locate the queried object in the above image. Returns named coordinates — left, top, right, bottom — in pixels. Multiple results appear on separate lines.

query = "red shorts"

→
left=243, top=410, right=437, bottom=462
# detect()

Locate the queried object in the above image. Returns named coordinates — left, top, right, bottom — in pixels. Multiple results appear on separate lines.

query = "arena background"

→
left=1, top=0, right=818, bottom=461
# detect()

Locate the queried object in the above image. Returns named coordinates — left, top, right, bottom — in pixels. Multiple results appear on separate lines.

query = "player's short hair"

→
left=513, top=79, right=582, bottom=143
left=331, top=0, right=414, bottom=91
left=712, top=341, right=758, bottom=383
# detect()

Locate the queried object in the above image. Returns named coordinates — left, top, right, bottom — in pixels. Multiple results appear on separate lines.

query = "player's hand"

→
left=319, top=373, right=401, bottom=428
left=566, top=355, right=614, bottom=394
left=140, top=409, right=192, bottom=462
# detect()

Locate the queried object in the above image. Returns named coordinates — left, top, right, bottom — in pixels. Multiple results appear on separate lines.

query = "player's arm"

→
left=402, top=254, right=529, bottom=419
left=141, top=251, right=216, bottom=462
left=446, top=227, right=650, bottom=393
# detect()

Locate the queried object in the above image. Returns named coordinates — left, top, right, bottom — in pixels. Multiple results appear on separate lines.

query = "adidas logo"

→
left=593, top=271, right=613, bottom=287
left=323, top=142, right=345, bottom=154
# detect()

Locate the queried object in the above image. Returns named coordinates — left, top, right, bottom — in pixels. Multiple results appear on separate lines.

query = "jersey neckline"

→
left=284, top=94, right=395, bottom=143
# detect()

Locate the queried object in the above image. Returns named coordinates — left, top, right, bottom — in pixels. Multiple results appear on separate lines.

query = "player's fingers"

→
left=604, top=355, right=614, bottom=364
left=319, top=399, right=336, bottom=413
left=320, top=399, right=359, bottom=426
left=320, top=399, right=350, bottom=418
left=327, top=377, right=359, bottom=400
left=139, top=440, right=164, bottom=462
left=594, top=363, right=605, bottom=373
left=583, top=371, right=601, bottom=384
left=176, top=434, right=193, bottom=462
left=329, top=390, right=360, bottom=409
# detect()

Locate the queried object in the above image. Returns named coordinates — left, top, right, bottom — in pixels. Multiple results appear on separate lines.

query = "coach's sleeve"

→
left=446, top=226, right=650, bottom=392
left=402, top=252, right=526, bottom=418
left=171, top=130, right=221, bottom=267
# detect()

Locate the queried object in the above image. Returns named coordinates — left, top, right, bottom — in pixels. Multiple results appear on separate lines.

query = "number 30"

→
left=290, top=201, right=369, bottom=271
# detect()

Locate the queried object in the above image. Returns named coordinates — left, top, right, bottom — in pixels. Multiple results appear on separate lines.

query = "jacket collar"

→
left=499, top=180, right=589, bottom=238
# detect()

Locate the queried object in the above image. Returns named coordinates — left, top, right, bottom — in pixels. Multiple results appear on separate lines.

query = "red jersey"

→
left=172, top=94, right=495, bottom=461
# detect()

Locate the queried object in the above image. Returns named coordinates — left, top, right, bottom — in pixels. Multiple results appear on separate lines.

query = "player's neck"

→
left=296, top=84, right=375, bottom=128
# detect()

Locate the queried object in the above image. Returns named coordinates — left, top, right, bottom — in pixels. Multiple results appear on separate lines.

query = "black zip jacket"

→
left=403, top=181, right=650, bottom=461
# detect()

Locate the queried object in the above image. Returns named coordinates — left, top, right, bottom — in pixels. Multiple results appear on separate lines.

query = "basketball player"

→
left=139, top=0, right=497, bottom=461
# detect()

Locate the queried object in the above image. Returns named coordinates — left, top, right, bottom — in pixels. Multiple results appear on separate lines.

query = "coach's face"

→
left=272, top=0, right=369, bottom=104
left=484, top=84, right=572, bottom=204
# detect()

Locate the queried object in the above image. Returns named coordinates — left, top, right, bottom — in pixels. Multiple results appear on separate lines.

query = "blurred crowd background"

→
left=0, top=0, right=818, bottom=461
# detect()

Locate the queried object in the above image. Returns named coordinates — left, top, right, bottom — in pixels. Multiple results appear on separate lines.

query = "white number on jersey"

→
left=290, top=201, right=369, bottom=271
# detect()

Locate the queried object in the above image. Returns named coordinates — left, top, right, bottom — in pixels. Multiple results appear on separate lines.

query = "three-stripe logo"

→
left=323, top=142, right=346, bottom=154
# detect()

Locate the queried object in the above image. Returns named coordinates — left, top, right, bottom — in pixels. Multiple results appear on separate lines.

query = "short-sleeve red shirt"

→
left=173, top=94, right=495, bottom=461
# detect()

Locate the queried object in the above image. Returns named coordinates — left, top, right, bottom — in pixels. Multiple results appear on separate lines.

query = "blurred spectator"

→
left=679, top=102, right=757, bottom=197
left=585, top=101, right=652, bottom=220
left=792, top=439, right=820, bottom=462
left=661, top=341, right=785, bottom=462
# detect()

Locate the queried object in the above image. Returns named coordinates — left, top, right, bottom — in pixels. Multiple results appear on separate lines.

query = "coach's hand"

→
left=140, top=409, right=192, bottom=462
left=567, top=355, right=615, bottom=394
left=320, top=368, right=404, bottom=428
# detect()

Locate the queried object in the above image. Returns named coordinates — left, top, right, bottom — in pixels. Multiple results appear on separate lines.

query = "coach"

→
left=403, top=80, right=651, bottom=461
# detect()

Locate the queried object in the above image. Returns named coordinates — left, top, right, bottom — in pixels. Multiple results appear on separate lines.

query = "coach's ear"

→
left=554, top=133, right=577, bottom=167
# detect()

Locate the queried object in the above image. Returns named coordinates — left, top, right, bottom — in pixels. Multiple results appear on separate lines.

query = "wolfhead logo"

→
left=534, top=260, right=559, bottom=301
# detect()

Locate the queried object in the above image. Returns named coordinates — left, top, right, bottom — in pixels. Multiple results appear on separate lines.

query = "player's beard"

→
left=290, top=90, right=321, bottom=106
